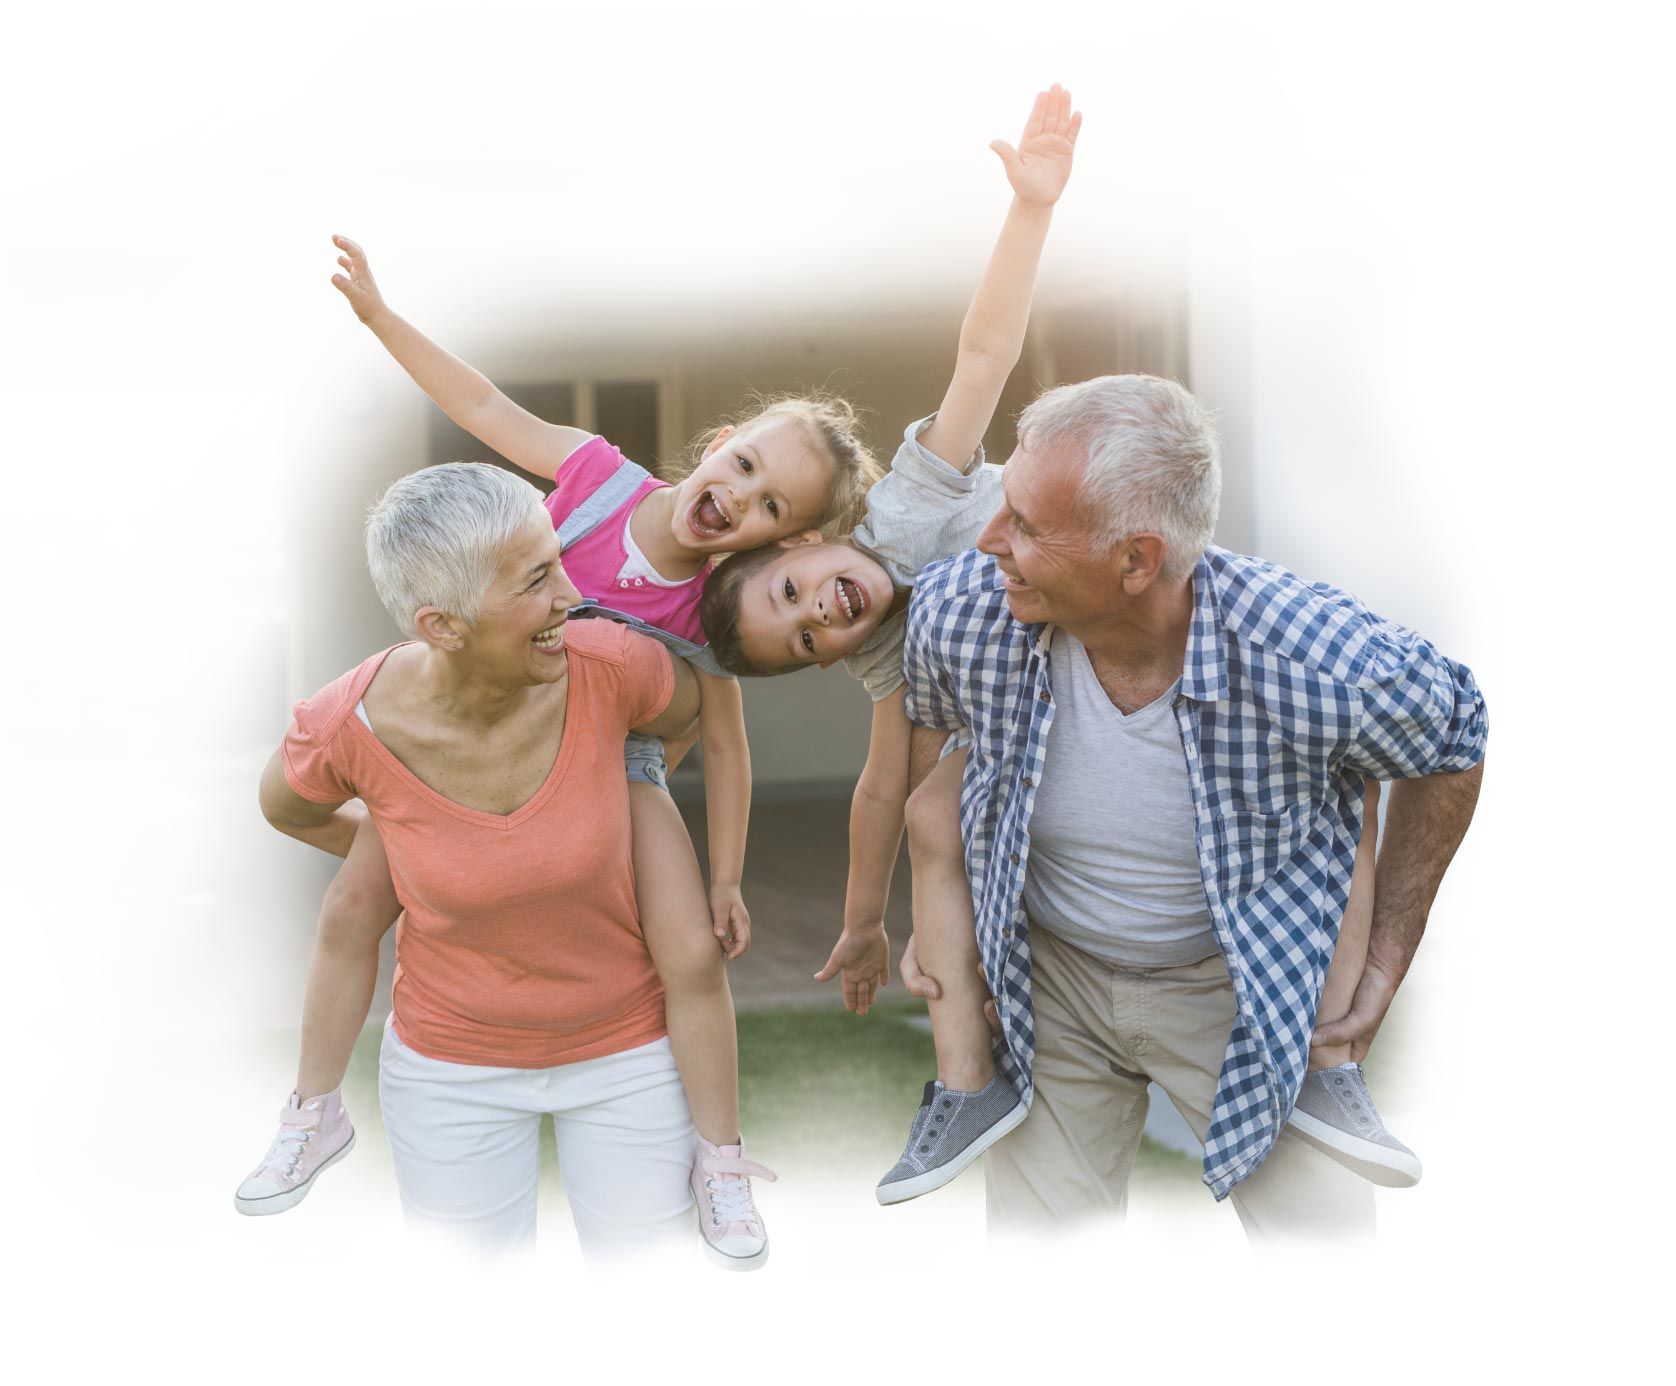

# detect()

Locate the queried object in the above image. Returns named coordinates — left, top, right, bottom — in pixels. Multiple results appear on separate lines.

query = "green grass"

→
left=336, top=1004, right=1200, bottom=1190
left=738, top=1001, right=1199, bottom=1188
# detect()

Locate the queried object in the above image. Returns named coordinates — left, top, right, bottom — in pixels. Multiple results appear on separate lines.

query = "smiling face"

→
left=733, top=539, right=896, bottom=671
left=449, top=520, right=583, bottom=686
left=667, top=415, right=834, bottom=556
left=976, top=438, right=1124, bottom=629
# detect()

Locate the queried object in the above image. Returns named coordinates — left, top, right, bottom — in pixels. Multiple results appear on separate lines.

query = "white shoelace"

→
left=705, top=1177, right=759, bottom=1225
left=261, top=1128, right=312, bottom=1176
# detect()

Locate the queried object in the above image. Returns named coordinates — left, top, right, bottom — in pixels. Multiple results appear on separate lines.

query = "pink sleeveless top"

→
left=544, top=437, right=712, bottom=645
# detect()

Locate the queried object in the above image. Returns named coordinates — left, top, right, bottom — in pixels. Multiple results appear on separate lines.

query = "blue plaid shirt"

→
left=902, top=546, right=1488, bottom=1198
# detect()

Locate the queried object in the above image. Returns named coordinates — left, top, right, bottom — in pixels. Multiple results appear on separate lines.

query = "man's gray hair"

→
left=1018, top=374, right=1221, bottom=582
left=364, top=462, right=551, bottom=636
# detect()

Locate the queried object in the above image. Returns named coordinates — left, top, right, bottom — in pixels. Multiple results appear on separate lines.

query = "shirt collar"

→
left=1178, top=550, right=1228, bottom=703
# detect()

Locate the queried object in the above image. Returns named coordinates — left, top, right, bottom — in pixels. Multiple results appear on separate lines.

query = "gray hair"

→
left=1017, top=374, right=1221, bottom=582
left=364, top=462, right=551, bottom=636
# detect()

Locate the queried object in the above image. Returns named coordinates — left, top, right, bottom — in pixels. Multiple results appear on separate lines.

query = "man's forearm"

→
left=1367, top=760, right=1485, bottom=986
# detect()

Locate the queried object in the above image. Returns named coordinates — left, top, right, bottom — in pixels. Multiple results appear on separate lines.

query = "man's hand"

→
left=990, top=84, right=1082, bottom=209
left=1310, top=959, right=1398, bottom=1063
left=899, top=936, right=1001, bottom=1036
left=709, top=883, right=750, bottom=961
left=330, top=235, right=389, bottom=326
left=814, top=923, right=889, bottom=1016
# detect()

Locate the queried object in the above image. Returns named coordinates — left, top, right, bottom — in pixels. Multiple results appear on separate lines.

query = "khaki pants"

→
left=986, top=924, right=1375, bottom=1241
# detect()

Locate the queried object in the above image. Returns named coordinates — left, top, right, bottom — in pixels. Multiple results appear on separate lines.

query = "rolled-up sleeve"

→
left=901, top=591, right=966, bottom=733
left=1343, top=624, right=1488, bottom=779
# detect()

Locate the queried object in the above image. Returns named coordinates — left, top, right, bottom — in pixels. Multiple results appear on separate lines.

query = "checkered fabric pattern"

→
left=902, top=546, right=1487, bottom=1198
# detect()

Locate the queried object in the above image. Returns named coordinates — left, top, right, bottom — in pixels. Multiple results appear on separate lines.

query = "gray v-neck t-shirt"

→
left=1022, top=633, right=1219, bottom=969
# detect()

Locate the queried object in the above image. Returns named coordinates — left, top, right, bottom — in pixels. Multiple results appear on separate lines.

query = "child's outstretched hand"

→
left=990, top=84, right=1082, bottom=208
left=330, top=235, right=389, bottom=325
left=710, top=883, right=752, bottom=961
left=814, top=923, right=890, bottom=1016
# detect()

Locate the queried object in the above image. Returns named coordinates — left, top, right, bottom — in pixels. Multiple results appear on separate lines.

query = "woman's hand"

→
left=330, top=235, right=390, bottom=326
left=814, top=922, right=890, bottom=1016
left=990, top=84, right=1081, bottom=209
left=710, top=882, right=751, bottom=961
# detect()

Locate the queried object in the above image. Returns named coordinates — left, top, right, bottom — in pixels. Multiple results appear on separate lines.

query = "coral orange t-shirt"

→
left=281, top=622, right=675, bottom=1068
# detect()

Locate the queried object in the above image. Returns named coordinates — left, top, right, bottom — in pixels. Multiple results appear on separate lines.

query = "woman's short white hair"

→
left=1017, top=374, right=1221, bottom=582
left=364, top=462, right=551, bottom=636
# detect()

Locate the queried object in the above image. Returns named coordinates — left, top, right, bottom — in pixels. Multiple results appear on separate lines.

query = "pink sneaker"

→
left=233, top=1089, right=355, bottom=1216
left=690, top=1136, right=777, bottom=1271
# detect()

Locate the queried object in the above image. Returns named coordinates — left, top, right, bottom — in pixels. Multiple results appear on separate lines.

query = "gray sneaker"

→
left=1289, top=1063, right=1422, bottom=1187
left=876, top=1075, right=1026, bottom=1205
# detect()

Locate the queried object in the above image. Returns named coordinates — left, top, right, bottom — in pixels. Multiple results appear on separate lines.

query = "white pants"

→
left=379, top=1020, right=697, bottom=1259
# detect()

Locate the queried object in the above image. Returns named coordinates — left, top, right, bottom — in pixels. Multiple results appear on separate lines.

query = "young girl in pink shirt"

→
left=233, top=239, right=879, bottom=1270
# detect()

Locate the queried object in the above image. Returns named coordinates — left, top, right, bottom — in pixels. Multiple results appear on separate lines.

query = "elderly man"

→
left=899, top=373, right=1486, bottom=1234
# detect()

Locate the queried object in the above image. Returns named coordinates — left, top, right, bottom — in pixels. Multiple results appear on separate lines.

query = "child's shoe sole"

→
left=701, top=1236, right=769, bottom=1272
left=876, top=1099, right=1028, bottom=1206
left=233, top=1130, right=356, bottom=1216
left=1287, top=1112, right=1421, bottom=1187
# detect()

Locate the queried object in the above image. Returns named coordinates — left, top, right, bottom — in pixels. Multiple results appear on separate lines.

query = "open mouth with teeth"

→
left=834, top=575, right=869, bottom=623
left=687, top=489, right=733, bottom=540
left=531, top=619, right=567, bottom=653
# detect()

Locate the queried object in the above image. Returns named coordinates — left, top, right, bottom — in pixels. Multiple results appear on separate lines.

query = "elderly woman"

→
left=257, top=461, right=704, bottom=1256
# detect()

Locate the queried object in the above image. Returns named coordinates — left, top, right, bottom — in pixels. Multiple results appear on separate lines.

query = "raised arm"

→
left=693, top=670, right=754, bottom=961
left=331, top=236, right=593, bottom=481
left=918, top=85, right=1081, bottom=469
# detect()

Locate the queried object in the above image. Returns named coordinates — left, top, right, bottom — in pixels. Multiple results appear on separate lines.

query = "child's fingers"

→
left=330, top=273, right=353, bottom=295
left=1024, top=88, right=1048, bottom=139
left=1067, top=110, right=1083, bottom=146
left=338, top=256, right=352, bottom=272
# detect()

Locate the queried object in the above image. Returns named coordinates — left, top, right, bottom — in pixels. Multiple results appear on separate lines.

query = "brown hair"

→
left=664, top=390, right=883, bottom=538
left=697, top=543, right=811, bottom=678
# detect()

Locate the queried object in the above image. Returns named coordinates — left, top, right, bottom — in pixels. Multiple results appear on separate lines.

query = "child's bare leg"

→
left=1310, top=779, right=1380, bottom=1071
left=628, top=781, right=739, bottom=1147
left=236, top=819, right=394, bottom=1215
left=296, top=818, right=401, bottom=1098
left=904, top=737, right=993, bottom=1093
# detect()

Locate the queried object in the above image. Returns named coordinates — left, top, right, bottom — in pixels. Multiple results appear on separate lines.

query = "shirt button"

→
left=1002, top=927, right=1012, bottom=939
left=1009, top=852, right=1019, bottom=864
left=1038, top=690, right=1051, bottom=703
left=634, top=578, right=644, bottom=586
left=620, top=580, right=630, bottom=588
left=1021, top=776, right=1033, bottom=788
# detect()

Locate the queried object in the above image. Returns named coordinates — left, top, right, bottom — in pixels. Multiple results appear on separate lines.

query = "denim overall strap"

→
left=555, top=458, right=652, bottom=548
left=568, top=603, right=731, bottom=680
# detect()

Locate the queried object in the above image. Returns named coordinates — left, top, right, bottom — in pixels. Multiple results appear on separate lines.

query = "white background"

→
left=3, top=1, right=1670, bottom=1378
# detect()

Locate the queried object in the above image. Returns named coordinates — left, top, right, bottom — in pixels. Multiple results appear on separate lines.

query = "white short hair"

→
left=1017, top=374, right=1221, bottom=581
left=364, top=462, right=550, bottom=636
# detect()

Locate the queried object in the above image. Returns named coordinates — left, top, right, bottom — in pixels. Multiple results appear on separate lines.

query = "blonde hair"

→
left=664, top=390, right=882, bottom=538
